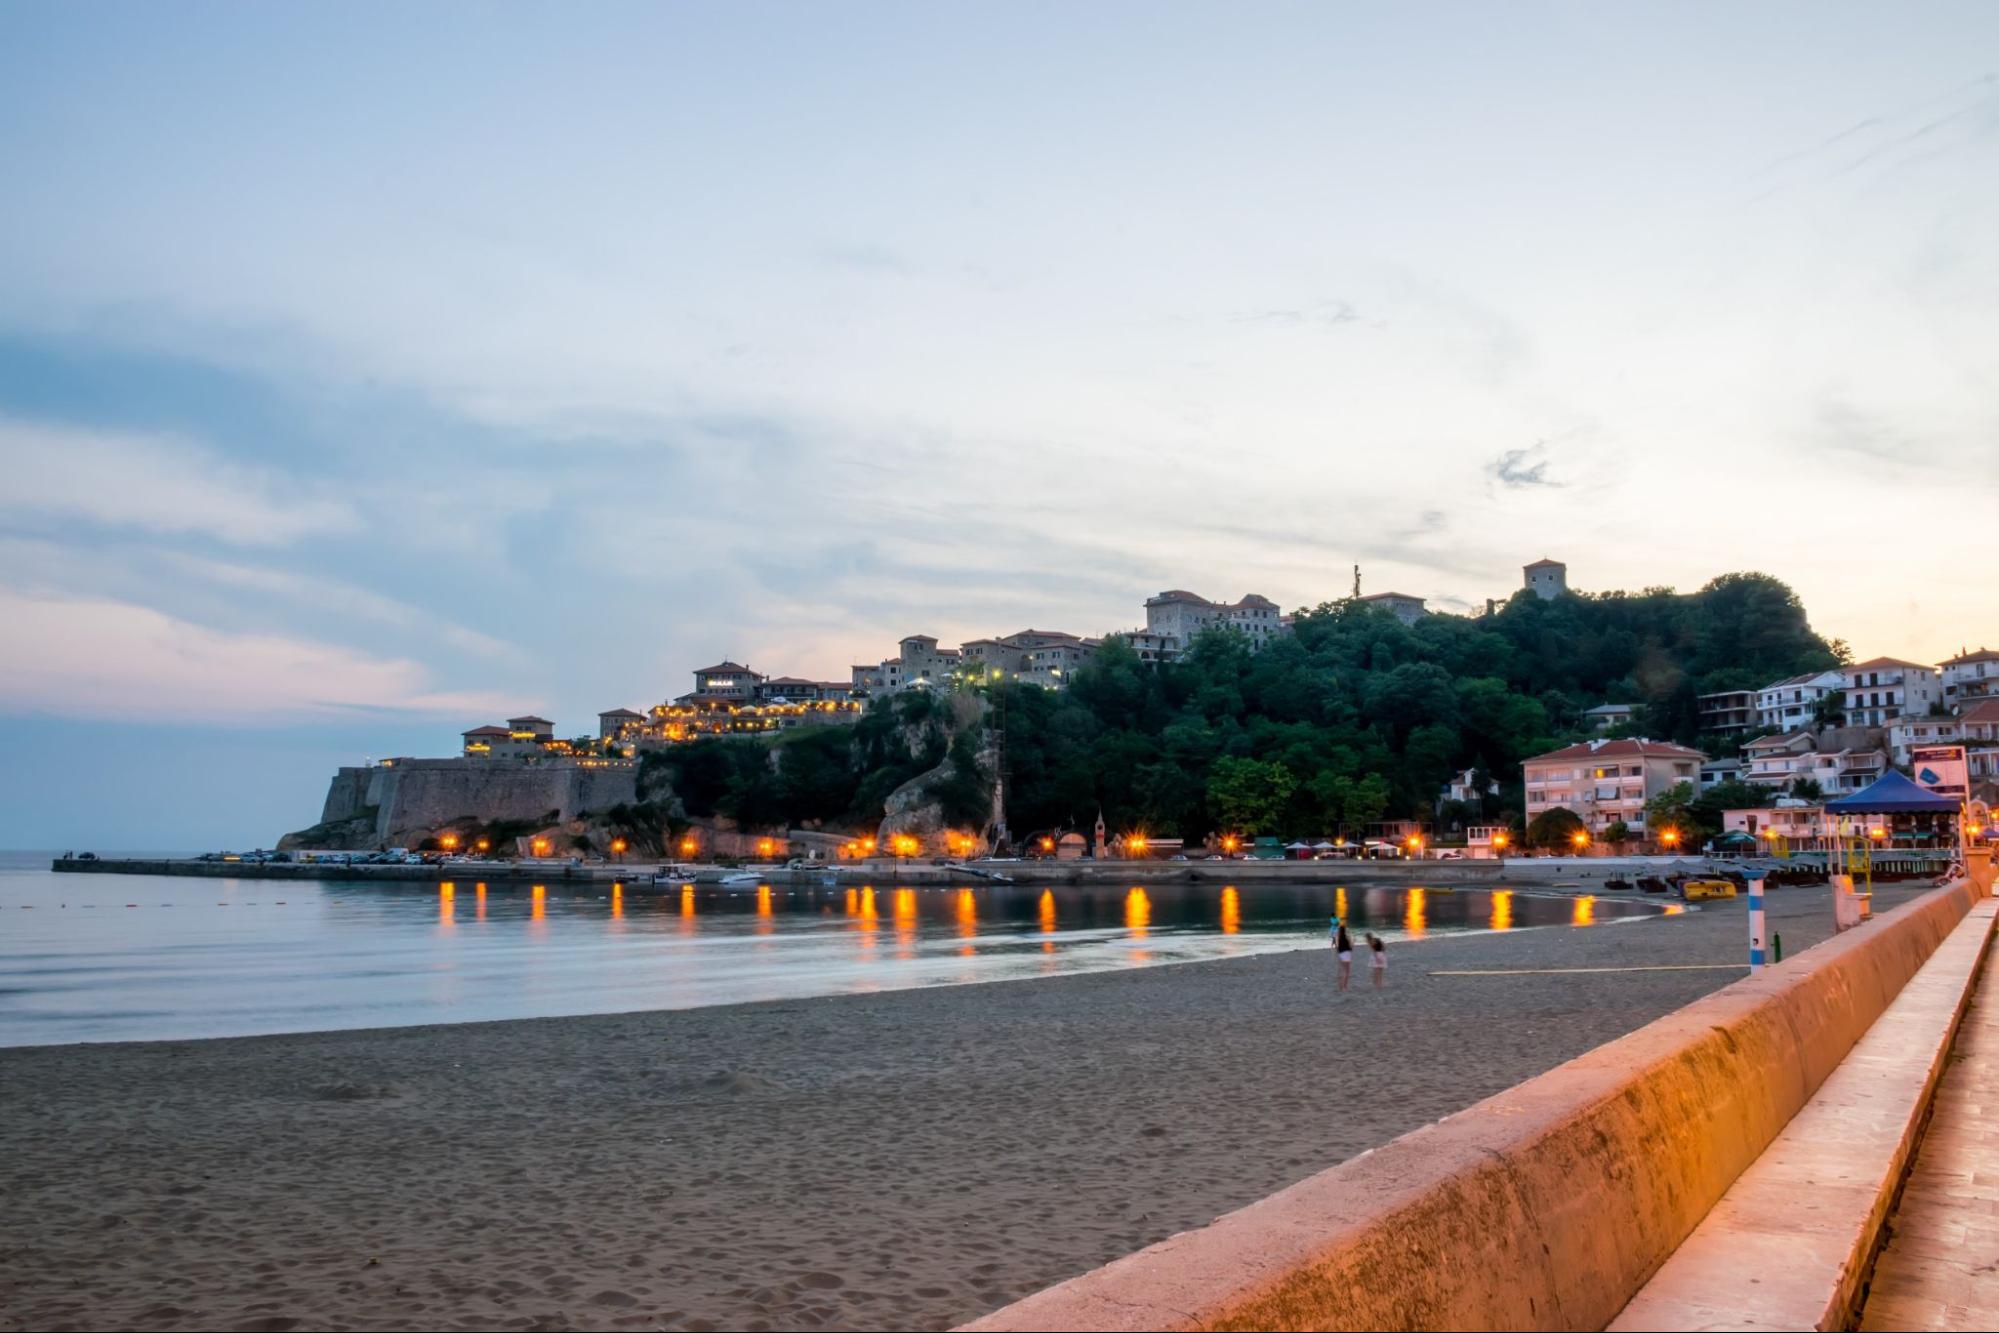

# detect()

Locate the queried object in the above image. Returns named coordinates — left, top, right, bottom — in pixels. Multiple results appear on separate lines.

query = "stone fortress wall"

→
left=316, top=759, right=638, bottom=847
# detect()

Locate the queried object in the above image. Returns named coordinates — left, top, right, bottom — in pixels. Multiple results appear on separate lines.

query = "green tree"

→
left=1602, top=820, right=1633, bottom=846
left=1205, top=756, right=1296, bottom=834
left=1525, top=806, right=1587, bottom=849
left=1642, top=780, right=1699, bottom=836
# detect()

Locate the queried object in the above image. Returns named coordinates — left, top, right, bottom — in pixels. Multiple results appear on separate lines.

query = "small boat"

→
left=1603, top=876, right=1633, bottom=891
left=1681, top=878, right=1738, bottom=902
left=1635, top=876, right=1670, bottom=894
left=947, top=862, right=1014, bottom=884
left=719, top=872, right=763, bottom=888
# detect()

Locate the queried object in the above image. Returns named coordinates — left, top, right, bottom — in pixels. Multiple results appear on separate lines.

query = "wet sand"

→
left=0, top=883, right=1923, bottom=1333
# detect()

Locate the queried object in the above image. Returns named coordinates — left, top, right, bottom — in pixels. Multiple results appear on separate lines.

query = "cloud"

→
left=0, top=414, right=356, bottom=545
left=1488, top=443, right=1564, bottom=489
left=0, top=585, right=520, bottom=723
left=156, top=554, right=519, bottom=660
left=1232, top=299, right=1361, bottom=328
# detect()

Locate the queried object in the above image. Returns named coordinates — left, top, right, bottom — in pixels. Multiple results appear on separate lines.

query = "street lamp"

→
left=439, top=833, right=460, bottom=852
left=1571, top=830, right=1590, bottom=853
left=610, top=837, right=626, bottom=861
left=1406, top=833, right=1424, bottom=857
left=1126, top=833, right=1148, bottom=859
left=531, top=836, right=550, bottom=857
left=1221, top=834, right=1240, bottom=857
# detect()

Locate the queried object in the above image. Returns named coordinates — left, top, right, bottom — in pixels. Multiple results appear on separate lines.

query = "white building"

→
left=1438, top=767, right=1500, bottom=807
left=1942, top=647, right=1999, bottom=707
left=1741, top=732, right=1818, bottom=790
left=1807, top=746, right=1889, bottom=795
left=1721, top=803, right=1829, bottom=848
left=1581, top=702, right=1638, bottom=732
left=1522, top=738, right=1706, bottom=835
left=1887, top=713, right=1964, bottom=767
left=1961, top=699, right=1999, bottom=787
left=1841, top=657, right=1942, bottom=727
left=1700, top=756, right=1745, bottom=790
left=1134, top=588, right=1290, bottom=661
left=1524, top=558, right=1568, bottom=600
left=1358, top=591, right=1427, bottom=626
left=1755, top=669, right=1845, bottom=733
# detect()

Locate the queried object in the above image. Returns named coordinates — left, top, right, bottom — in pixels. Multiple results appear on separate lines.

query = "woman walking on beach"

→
left=1331, top=917, right=1354, bottom=992
left=1368, top=933, right=1387, bottom=988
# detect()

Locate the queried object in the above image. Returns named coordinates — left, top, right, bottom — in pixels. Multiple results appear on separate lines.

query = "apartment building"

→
left=1842, top=657, right=1942, bottom=727
left=1943, top=648, right=1999, bottom=706
left=1696, top=689, right=1759, bottom=738
left=1755, top=669, right=1845, bottom=733
left=1741, top=731, right=1818, bottom=790
left=1522, top=738, right=1706, bottom=835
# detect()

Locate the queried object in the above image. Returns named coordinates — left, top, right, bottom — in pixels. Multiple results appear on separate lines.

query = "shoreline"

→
left=0, top=882, right=1921, bottom=1333
left=0, top=897, right=1665, bottom=1055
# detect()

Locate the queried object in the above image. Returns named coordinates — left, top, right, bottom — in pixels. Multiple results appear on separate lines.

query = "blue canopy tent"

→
left=1823, top=770, right=1959, bottom=815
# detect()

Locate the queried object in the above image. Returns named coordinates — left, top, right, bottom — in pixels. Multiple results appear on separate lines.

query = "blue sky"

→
left=2, top=2, right=1996, bottom=847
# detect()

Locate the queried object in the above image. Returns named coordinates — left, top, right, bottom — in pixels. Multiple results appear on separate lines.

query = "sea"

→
left=0, top=850, right=1662, bottom=1046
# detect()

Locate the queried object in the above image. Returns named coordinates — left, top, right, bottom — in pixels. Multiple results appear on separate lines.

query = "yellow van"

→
left=1681, top=878, right=1738, bottom=901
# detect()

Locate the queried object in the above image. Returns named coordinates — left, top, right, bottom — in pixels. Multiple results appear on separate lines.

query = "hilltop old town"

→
left=286, top=558, right=1996, bottom=863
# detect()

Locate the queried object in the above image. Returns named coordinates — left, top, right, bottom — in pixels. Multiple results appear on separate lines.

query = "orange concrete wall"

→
left=961, top=880, right=1982, bottom=1333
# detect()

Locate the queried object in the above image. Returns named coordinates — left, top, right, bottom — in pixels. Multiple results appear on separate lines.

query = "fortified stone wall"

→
left=304, top=760, right=637, bottom=847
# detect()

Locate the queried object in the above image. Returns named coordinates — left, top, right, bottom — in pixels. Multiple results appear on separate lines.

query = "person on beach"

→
left=1367, top=933, right=1387, bottom=988
left=1331, top=917, right=1354, bottom=991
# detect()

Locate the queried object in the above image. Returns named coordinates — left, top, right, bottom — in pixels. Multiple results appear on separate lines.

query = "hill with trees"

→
left=640, top=572, right=1840, bottom=847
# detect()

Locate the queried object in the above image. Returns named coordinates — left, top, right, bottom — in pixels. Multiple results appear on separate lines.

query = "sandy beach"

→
left=0, top=882, right=1922, bottom=1333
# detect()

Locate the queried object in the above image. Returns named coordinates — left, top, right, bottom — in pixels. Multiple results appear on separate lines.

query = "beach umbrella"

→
left=1312, top=840, right=1337, bottom=850
left=1284, top=841, right=1311, bottom=849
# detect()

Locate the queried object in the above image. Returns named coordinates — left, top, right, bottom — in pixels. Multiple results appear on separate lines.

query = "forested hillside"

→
left=644, top=572, right=1839, bottom=843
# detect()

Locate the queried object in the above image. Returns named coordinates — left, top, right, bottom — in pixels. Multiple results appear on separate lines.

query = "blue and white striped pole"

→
left=1748, top=877, right=1766, bottom=972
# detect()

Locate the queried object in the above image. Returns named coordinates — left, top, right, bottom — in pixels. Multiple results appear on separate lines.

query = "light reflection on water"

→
left=0, top=868, right=1662, bottom=1046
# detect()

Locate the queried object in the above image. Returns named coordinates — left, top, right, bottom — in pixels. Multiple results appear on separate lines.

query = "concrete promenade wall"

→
left=963, top=879, right=1984, bottom=1333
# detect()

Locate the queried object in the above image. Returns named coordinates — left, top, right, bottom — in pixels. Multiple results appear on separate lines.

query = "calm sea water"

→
left=0, top=851, right=1661, bottom=1046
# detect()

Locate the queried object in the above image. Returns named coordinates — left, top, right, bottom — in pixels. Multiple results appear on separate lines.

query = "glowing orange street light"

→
left=531, top=836, right=550, bottom=857
left=1869, top=827, right=1887, bottom=842
left=610, top=837, right=627, bottom=861
left=1221, top=834, right=1240, bottom=856
left=1492, top=831, right=1509, bottom=851
left=475, top=837, right=490, bottom=853
left=1406, top=833, right=1424, bottom=854
left=757, top=837, right=775, bottom=858
left=1660, top=828, right=1679, bottom=849
left=1126, top=833, right=1148, bottom=858
left=1040, top=836, right=1055, bottom=854
left=439, top=833, right=460, bottom=852
left=680, top=835, right=698, bottom=857
left=1571, top=830, right=1589, bottom=850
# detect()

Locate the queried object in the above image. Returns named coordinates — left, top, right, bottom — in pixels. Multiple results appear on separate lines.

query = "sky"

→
left=2, top=2, right=1996, bottom=847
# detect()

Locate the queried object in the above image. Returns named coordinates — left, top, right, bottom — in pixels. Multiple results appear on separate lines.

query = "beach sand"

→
left=0, top=883, right=1922, bottom=1333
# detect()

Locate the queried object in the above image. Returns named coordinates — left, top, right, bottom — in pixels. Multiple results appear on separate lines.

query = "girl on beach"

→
left=1331, top=917, right=1354, bottom=992
left=1367, top=933, right=1387, bottom=988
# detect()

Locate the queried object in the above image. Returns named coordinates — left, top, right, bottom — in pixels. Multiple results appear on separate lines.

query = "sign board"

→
left=1911, top=745, right=1970, bottom=800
